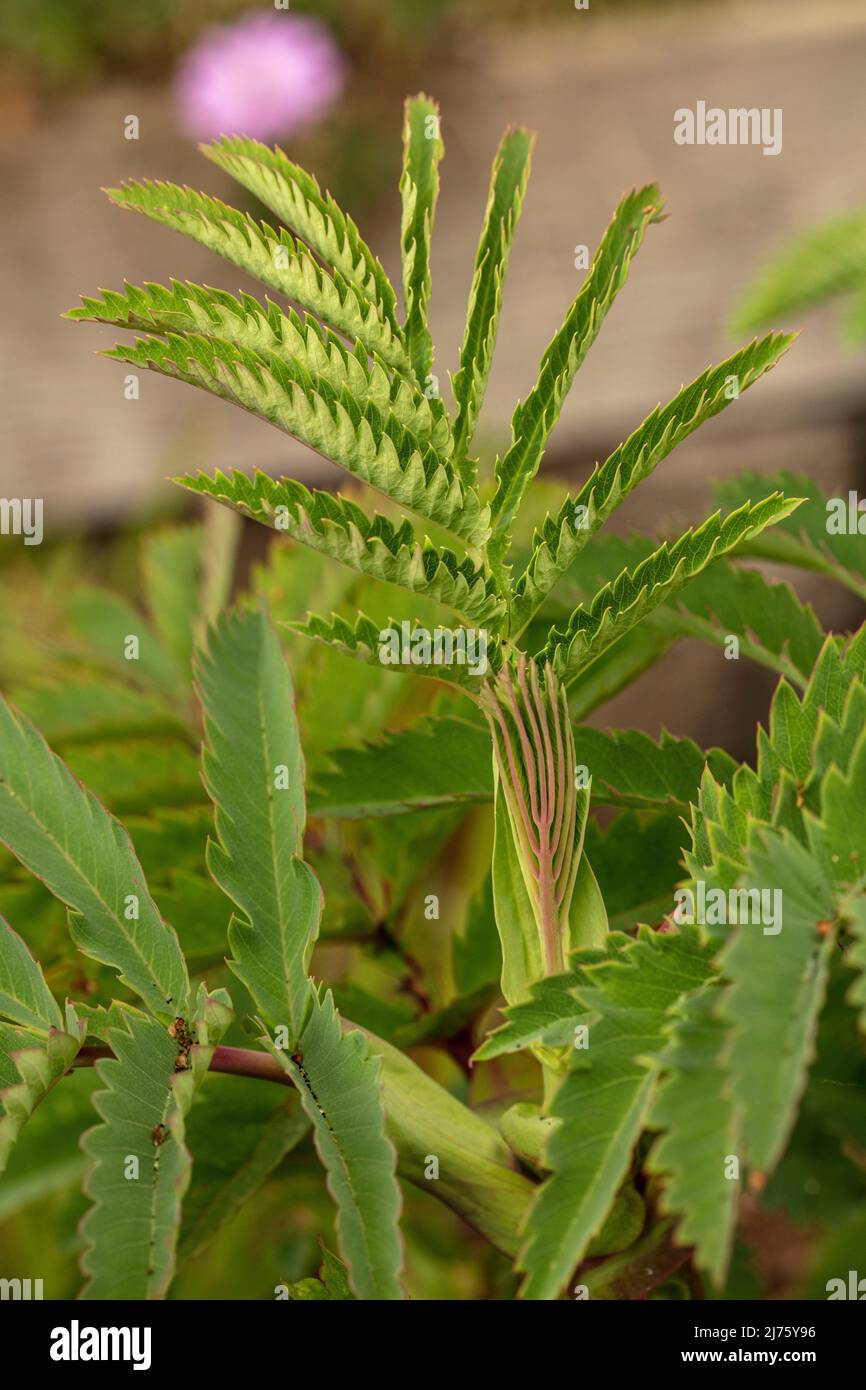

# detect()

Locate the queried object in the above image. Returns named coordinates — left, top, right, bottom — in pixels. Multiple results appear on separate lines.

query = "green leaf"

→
left=719, top=831, right=836, bottom=1174
left=176, top=470, right=503, bottom=624
left=196, top=608, right=321, bottom=1045
left=400, top=94, right=443, bottom=385
left=488, top=184, right=665, bottom=571
left=106, top=332, right=486, bottom=546
left=519, top=927, right=714, bottom=1300
left=179, top=1074, right=309, bottom=1262
left=7, top=678, right=181, bottom=745
left=0, top=1012, right=85, bottom=1175
left=68, top=280, right=450, bottom=455
left=0, top=695, right=190, bottom=1019
left=287, top=1244, right=354, bottom=1300
left=0, top=915, right=63, bottom=1031
left=713, top=469, right=866, bottom=602
left=586, top=812, right=686, bottom=933
left=202, top=135, right=402, bottom=336
left=566, top=626, right=675, bottom=720
left=105, top=180, right=409, bottom=370
left=286, top=610, right=500, bottom=691
left=511, top=333, right=794, bottom=633
left=845, top=893, right=866, bottom=1034
left=650, top=560, right=824, bottom=689
left=572, top=727, right=737, bottom=816
left=473, top=968, right=591, bottom=1062
left=68, top=587, right=183, bottom=700
left=308, top=715, right=492, bottom=818
left=264, top=990, right=404, bottom=1300
left=79, top=1014, right=186, bottom=1298
left=542, top=494, right=802, bottom=685
left=308, top=716, right=733, bottom=820
left=141, top=525, right=205, bottom=679
left=451, top=126, right=534, bottom=471
left=732, top=208, right=866, bottom=334
left=646, top=982, right=738, bottom=1286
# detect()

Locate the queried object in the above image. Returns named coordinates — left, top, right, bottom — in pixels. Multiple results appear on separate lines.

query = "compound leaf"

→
left=0, top=696, right=190, bottom=1020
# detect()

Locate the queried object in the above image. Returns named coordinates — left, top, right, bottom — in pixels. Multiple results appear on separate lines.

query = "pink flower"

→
left=175, top=12, right=347, bottom=143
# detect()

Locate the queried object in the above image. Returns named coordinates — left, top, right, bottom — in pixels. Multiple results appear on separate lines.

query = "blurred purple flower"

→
left=175, top=11, right=346, bottom=143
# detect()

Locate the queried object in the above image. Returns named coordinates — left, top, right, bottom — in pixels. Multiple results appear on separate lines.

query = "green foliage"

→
left=488, top=185, right=665, bottom=576
left=20, top=91, right=861, bottom=1302
left=452, top=126, right=534, bottom=471
left=177, top=470, right=502, bottom=623
left=202, top=136, right=402, bottom=338
left=264, top=990, right=403, bottom=1300
left=542, top=495, right=801, bottom=684
left=80, top=1010, right=196, bottom=1299
left=714, top=469, right=866, bottom=602
left=399, top=94, right=443, bottom=385
left=104, top=180, right=409, bottom=370
left=197, top=608, right=321, bottom=1044
left=0, top=695, right=189, bottom=1019
left=511, top=333, right=794, bottom=634
left=519, top=929, right=715, bottom=1300
left=733, top=206, right=866, bottom=345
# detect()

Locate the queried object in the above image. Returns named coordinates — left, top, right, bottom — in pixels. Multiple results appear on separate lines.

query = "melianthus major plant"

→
left=1, top=95, right=864, bottom=1301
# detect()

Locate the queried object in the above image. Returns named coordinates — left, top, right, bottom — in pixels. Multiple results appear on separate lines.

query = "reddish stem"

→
left=73, top=1043, right=294, bottom=1087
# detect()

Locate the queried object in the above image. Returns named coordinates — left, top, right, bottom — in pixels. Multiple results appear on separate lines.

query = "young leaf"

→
left=400, top=94, right=444, bottom=385
left=542, top=494, right=802, bottom=685
left=264, top=989, right=404, bottom=1300
left=176, top=470, right=504, bottom=624
left=510, top=333, right=795, bottom=633
left=286, top=610, right=500, bottom=691
left=196, top=607, right=322, bottom=1045
left=106, top=332, right=487, bottom=547
left=0, top=915, right=63, bottom=1032
left=105, top=180, right=409, bottom=370
left=519, top=928, right=714, bottom=1300
left=68, top=280, right=449, bottom=455
left=451, top=126, right=534, bottom=471
left=488, top=185, right=665, bottom=571
left=646, top=982, right=739, bottom=1287
left=0, top=696, right=190, bottom=1019
left=202, top=135, right=402, bottom=335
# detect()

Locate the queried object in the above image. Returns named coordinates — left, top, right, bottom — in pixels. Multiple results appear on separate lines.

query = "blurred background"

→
left=2, top=0, right=866, bottom=745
